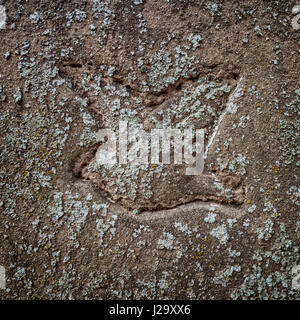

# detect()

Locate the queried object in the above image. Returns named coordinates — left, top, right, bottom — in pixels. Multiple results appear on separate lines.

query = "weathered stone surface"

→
left=0, top=0, right=299, bottom=299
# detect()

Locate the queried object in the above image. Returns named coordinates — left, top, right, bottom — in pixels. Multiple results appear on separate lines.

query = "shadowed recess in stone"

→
left=65, top=62, right=245, bottom=212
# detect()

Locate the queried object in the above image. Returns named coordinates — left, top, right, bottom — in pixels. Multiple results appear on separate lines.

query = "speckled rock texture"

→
left=0, top=0, right=299, bottom=300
